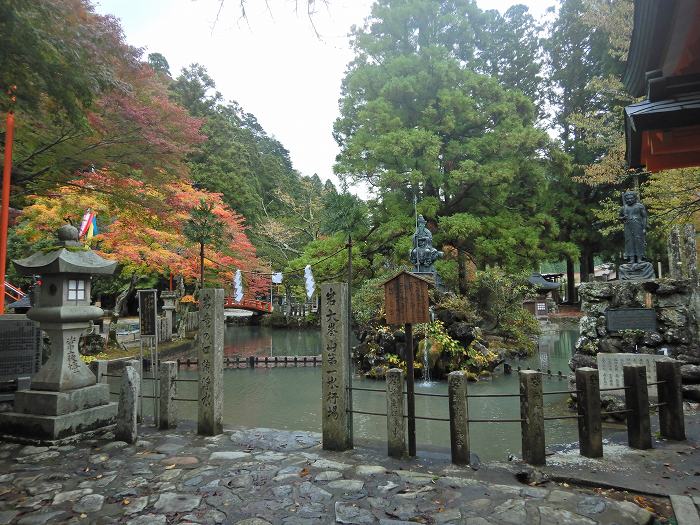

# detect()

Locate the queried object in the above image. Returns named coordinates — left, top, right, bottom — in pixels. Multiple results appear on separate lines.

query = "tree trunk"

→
left=566, top=257, right=577, bottom=304
left=457, top=248, right=467, bottom=295
left=199, top=242, right=205, bottom=288
left=579, top=253, right=589, bottom=283
left=108, top=273, right=138, bottom=346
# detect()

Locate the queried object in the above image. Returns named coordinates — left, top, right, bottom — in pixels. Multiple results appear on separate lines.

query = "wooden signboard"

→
left=138, top=289, right=158, bottom=337
left=382, top=271, right=431, bottom=326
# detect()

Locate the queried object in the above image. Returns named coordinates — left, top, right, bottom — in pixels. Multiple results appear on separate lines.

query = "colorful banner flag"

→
left=304, top=265, right=315, bottom=299
left=78, top=209, right=94, bottom=238
left=86, top=214, right=98, bottom=239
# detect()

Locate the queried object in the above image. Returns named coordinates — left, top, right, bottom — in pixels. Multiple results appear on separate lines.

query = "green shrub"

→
left=353, top=274, right=389, bottom=327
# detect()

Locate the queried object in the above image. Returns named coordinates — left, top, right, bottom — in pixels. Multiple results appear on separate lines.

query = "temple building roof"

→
left=623, top=0, right=700, bottom=171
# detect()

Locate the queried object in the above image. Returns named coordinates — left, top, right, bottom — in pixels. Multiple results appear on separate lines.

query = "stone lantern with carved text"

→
left=0, top=225, right=118, bottom=441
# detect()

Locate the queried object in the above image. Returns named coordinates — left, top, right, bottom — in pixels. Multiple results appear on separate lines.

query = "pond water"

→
left=134, top=325, right=606, bottom=462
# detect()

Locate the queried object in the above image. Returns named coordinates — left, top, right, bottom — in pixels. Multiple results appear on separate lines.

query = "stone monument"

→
left=618, top=191, right=654, bottom=280
left=409, top=215, right=444, bottom=286
left=0, top=225, right=118, bottom=442
left=573, top=222, right=700, bottom=402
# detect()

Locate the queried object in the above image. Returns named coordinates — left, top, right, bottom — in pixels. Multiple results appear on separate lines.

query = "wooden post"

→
left=448, top=371, right=470, bottom=465
left=158, top=361, right=177, bottom=430
left=624, top=364, right=652, bottom=449
left=520, top=370, right=545, bottom=465
left=248, top=355, right=255, bottom=368
left=197, top=289, right=224, bottom=436
left=405, top=322, right=416, bottom=457
left=321, top=283, right=352, bottom=451
left=386, top=368, right=406, bottom=458
left=656, top=359, right=685, bottom=441
left=347, top=235, right=354, bottom=447
left=0, top=109, right=15, bottom=315
left=576, top=367, right=603, bottom=458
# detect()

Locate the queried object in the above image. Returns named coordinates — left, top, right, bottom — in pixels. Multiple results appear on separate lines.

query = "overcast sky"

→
left=95, top=0, right=554, bottom=191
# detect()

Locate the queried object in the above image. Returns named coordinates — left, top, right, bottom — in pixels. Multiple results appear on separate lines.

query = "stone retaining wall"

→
left=574, top=279, right=700, bottom=400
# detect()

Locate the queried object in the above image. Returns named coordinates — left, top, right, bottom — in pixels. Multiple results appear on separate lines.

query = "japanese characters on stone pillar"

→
left=198, top=288, right=224, bottom=436
left=321, top=282, right=352, bottom=451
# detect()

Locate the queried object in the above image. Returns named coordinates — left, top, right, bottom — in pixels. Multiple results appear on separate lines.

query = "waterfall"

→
left=421, top=339, right=432, bottom=382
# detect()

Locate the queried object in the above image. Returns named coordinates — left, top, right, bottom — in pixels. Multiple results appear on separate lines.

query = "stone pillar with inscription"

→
left=321, top=282, right=352, bottom=451
left=448, top=371, right=470, bottom=465
left=198, top=288, right=224, bottom=436
left=0, top=225, right=118, bottom=442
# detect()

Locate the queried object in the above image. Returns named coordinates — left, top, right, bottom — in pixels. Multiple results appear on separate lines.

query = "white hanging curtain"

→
left=304, top=265, right=315, bottom=300
left=233, top=269, right=244, bottom=302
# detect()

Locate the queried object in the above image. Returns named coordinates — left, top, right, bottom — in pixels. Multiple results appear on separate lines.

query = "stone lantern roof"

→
left=13, top=224, right=117, bottom=276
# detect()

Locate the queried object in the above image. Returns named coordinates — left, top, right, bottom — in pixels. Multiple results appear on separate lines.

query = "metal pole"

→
left=405, top=322, right=416, bottom=456
left=0, top=109, right=15, bottom=315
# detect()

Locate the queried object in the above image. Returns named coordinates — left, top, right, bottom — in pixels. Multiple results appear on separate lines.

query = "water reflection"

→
left=137, top=325, right=589, bottom=462
left=224, top=325, right=323, bottom=357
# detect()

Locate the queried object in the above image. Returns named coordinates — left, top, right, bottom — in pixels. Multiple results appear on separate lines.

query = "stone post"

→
left=656, top=359, right=685, bottom=441
left=448, top=371, right=470, bottom=465
left=386, top=368, right=406, bottom=458
left=520, top=370, right=545, bottom=465
left=159, top=361, right=177, bottom=430
left=623, top=364, right=652, bottom=449
left=575, top=367, right=603, bottom=458
left=126, top=359, right=143, bottom=423
left=115, top=364, right=139, bottom=444
left=668, top=226, right=683, bottom=279
left=683, top=223, right=698, bottom=284
left=198, top=289, right=224, bottom=436
left=321, top=282, right=352, bottom=451
left=160, top=291, right=178, bottom=342
left=95, top=360, right=108, bottom=384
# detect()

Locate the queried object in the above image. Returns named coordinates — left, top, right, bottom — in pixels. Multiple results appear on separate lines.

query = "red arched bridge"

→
left=224, top=296, right=272, bottom=314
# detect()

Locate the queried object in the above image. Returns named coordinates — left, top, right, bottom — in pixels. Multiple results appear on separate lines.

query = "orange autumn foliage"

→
left=17, top=170, right=267, bottom=294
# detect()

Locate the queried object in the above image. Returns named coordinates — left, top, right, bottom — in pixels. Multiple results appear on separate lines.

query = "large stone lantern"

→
left=0, top=225, right=118, bottom=441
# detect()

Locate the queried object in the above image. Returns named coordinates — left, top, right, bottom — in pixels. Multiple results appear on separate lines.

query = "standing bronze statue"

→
left=618, top=191, right=654, bottom=280
left=620, top=190, right=647, bottom=263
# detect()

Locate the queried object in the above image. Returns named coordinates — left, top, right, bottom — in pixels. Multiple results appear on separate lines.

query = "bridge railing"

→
left=4, top=281, right=25, bottom=302
left=223, top=297, right=272, bottom=312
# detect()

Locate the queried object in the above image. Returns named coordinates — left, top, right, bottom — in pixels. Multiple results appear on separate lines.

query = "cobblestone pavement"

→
left=0, top=425, right=657, bottom=525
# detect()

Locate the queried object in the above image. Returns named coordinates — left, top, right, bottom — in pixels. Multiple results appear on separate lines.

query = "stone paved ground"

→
left=0, top=423, right=661, bottom=525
